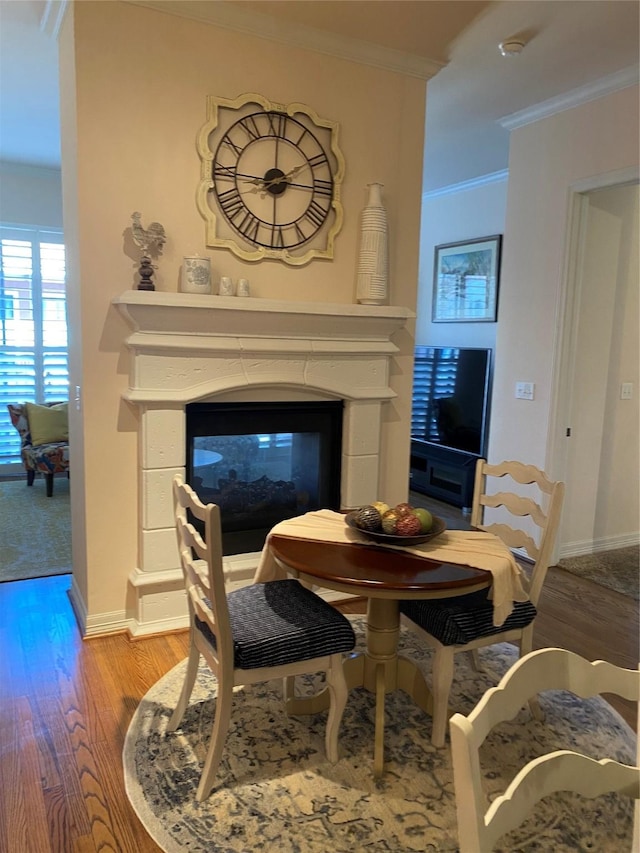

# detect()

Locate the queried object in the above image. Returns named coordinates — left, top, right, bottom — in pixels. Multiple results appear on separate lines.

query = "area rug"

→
left=558, top=545, right=639, bottom=600
left=0, top=477, right=71, bottom=582
left=124, top=616, right=636, bottom=853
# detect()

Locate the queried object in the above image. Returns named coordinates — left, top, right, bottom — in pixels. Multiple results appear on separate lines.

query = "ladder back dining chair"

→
left=400, top=458, right=565, bottom=746
left=168, top=475, right=356, bottom=801
left=450, top=647, right=640, bottom=852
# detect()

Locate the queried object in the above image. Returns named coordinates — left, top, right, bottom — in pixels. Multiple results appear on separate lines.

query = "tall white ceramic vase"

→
left=356, top=182, right=389, bottom=305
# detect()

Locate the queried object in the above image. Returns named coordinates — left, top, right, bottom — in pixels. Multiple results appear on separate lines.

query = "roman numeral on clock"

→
left=308, top=153, right=328, bottom=169
left=272, top=226, right=286, bottom=248
left=313, top=179, right=333, bottom=198
left=304, top=200, right=329, bottom=229
left=236, top=211, right=261, bottom=243
left=238, top=115, right=261, bottom=141
left=217, top=188, right=244, bottom=218
left=213, top=163, right=237, bottom=181
left=221, top=135, right=243, bottom=156
left=267, top=112, right=289, bottom=139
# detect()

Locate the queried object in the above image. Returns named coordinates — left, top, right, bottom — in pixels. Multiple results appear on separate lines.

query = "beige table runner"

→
left=254, top=509, right=529, bottom=626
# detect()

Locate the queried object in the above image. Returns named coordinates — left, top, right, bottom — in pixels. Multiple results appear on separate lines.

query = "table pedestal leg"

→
left=396, top=655, right=433, bottom=715
left=285, top=598, right=434, bottom=776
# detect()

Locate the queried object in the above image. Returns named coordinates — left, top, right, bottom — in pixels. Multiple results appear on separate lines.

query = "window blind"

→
left=411, top=347, right=459, bottom=442
left=0, top=226, right=68, bottom=470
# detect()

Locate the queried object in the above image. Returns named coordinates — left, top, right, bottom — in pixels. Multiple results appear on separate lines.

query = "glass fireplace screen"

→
left=186, top=400, right=343, bottom=555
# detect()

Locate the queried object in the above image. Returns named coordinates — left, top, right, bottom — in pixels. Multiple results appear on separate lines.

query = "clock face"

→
left=213, top=111, right=333, bottom=251
left=197, top=94, right=345, bottom=266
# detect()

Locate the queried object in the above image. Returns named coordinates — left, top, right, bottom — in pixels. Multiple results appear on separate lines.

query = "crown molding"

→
left=40, top=0, right=68, bottom=39
left=0, top=160, right=61, bottom=178
left=423, top=169, right=509, bottom=200
left=128, top=1, right=443, bottom=80
left=499, top=65, right=639, bottom=131
left=570, top=165, right=639, bottom=195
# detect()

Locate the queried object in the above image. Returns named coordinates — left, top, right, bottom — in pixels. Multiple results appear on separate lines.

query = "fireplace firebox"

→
left=186, top=400, right=343, bottom=554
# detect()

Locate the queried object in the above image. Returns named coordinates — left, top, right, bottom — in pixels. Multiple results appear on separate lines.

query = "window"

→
left=0, top=226, right=68, bottom=471
left=411, top=348, right=459, bottom=443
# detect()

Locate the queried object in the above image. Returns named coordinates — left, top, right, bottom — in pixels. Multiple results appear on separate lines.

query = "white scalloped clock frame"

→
left=196, top=92, right=345, bottom=267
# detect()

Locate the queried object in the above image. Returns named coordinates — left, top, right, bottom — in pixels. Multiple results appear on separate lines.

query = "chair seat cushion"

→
left=26, top=442, right=69, bottom=473
left=400, top=589, right=537, bottom=646
left=195, top=579, right=356, bottom=670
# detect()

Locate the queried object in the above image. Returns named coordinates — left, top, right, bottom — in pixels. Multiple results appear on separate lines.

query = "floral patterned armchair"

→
left=7, top=402, right=70, bottom=497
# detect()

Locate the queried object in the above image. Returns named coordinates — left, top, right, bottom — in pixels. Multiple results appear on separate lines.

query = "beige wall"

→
left=59, top=1, right=426, bottom=626
left=489, top=86, right=639, bottom=534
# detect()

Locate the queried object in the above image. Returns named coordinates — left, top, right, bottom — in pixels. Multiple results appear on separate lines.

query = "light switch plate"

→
left=515, top=381, right=535, bottom=400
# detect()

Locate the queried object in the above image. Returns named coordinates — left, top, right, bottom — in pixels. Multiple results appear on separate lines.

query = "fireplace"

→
left=186, top=400, right=343, bottom=553
left=113, top=290, right=413, bottom=635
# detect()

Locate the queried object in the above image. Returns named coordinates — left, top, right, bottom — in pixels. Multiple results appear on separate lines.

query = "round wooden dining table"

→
left=268, top=533, right=492, bottom=776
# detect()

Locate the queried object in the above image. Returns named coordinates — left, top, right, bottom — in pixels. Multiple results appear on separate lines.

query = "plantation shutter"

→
left=411, top=347, right=459, bottom=442
left=0, top=226, right=68, bottom=471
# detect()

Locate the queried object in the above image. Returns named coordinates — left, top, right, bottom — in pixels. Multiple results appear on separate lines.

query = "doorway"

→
left=553, top=178, right=639, bottom=557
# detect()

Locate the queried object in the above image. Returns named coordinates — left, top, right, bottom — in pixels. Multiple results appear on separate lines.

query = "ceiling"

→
left=0, top=0, right=638, bottom=192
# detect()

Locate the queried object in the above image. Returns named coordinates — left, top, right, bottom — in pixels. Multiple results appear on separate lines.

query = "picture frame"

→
left=432, top=235, right=502, bottom=322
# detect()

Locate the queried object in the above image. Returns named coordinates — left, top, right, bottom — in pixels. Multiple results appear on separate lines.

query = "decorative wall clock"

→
left=196, top=93, right=345, bottom=266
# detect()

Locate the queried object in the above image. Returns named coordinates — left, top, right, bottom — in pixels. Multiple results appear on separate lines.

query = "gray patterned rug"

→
left=0, top=477, right=71, bottom=582
left=558, top=546, right=639, bottom=600
left=124, top=617, right=636, bottom=853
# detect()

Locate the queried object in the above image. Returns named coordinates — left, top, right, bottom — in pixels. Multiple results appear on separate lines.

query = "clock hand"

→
left=213, top=170, right=269, bottom=191
left=281, top=180, right=315, bottom=192
left=260, top=162, right=309, bottom=190
left=230, top=164, right=311, bottom=197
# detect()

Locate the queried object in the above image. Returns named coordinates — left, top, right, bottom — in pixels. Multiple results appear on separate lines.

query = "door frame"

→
left=547, top=165, right=639, bottom=559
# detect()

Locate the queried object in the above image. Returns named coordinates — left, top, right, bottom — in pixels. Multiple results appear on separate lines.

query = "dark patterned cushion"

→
left=27, top=442, right=70, bottom=473
left=7, top=403, right=70, bottom=476
left=400, top=589, right=537, bottom=646
left=195, top=579, right=356, bottom=670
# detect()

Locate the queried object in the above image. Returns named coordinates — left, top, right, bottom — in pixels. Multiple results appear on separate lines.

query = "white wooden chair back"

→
left=169, top=475, right=355, bottom=800
left=450, top=647, right=640, bottom=852
left=470, top=459, right=565, bottom=604
left=173, top=477, right=233, bottom=671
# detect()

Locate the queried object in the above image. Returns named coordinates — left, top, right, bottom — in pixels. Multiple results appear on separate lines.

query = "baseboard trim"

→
left=77, top=556, right=358, bottom=639
left=559, top=532, right=640, bottom=559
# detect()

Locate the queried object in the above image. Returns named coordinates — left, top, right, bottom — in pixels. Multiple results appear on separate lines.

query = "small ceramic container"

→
left=219, top=276, right=234, bottom=296
left=181, top=256, right=211, bottom=294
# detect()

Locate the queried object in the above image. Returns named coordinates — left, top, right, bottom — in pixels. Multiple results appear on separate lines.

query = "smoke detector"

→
left=499, top=39, right=525, bottom=57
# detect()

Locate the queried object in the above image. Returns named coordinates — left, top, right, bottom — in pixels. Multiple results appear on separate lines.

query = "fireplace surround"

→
left=114, top=290, right=414, bottom=636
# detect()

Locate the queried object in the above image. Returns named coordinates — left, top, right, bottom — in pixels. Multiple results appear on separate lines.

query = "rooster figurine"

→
left=131, top=212, right=166, bottom=291
left=131, top=211, right=166, bottom=257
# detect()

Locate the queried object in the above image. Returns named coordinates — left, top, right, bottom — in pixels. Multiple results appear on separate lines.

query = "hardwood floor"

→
left=0, top=499, right=637, bottom=852
left=0, top=575, right=188, bottom=853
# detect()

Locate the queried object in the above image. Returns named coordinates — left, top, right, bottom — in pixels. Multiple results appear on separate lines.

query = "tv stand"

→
left=409, top=441, right=479, bottom=513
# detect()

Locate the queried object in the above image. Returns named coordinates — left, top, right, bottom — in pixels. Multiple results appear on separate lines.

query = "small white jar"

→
left=181, top=256, right=211, bottom=294
left=237, top=278, right=250, bottom=297
left=219, top=276, right=234, bottom=296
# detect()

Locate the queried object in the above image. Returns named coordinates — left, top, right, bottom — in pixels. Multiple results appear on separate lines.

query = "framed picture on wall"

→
left=432, top=235, right=502, bottom=322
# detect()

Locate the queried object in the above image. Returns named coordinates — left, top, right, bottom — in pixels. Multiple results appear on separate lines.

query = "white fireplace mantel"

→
left=112, top=290, right=415, bottom=636
left=113, top=290, right=412, bottom=345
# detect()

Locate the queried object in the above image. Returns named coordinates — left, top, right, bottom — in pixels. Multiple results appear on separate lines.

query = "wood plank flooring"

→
left=0, top=496, right=637, bottom=852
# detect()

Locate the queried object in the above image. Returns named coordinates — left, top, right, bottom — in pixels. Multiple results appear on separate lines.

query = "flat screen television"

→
left=410, top=346, right=492, bottom=457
